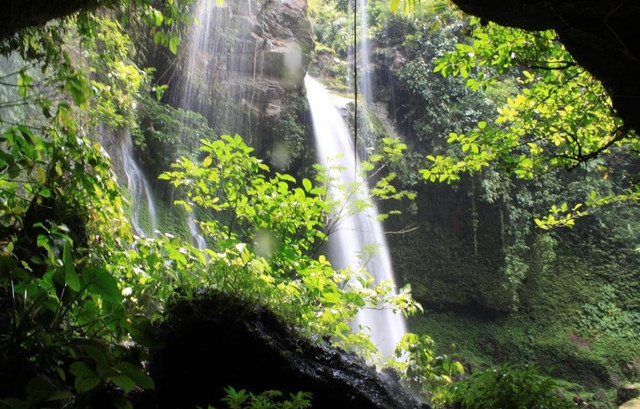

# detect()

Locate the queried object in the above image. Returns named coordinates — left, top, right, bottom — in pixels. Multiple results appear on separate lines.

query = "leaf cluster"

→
left=425, top=19, right=640, bottom=226
left=204, top=387, right=312, bottom=409
left=441, top=364, right=574, bottom=409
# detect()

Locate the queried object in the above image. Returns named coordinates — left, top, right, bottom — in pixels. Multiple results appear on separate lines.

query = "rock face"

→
left=166, top=0, right=314, bottom=141
left=149, top=293, right=425, bottom=409
left=449, top=0, right=640, bottom=133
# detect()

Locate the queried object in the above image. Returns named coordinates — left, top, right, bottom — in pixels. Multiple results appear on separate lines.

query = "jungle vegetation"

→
left=0, top=0, right=638, bottom=408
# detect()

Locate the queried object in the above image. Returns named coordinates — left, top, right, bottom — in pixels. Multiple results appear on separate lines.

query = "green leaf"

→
left=111, top=395, right=134, bottom=409
left=153, top=31, right=163, bottom=45
left=164, top=242, right=187, bottom=265
left=302, top=178, right=312, bottom=192
left=47, top=391, right=73, bottom=402
left=111, top=375, right=136, bottom=393
left=75, top=376, right=101, bottom=393
left=129, top=316, right=156, bottom=347
left=63, top=242, right=81, bottom=292
left=169, top=35, right=180, bottom=55
left=0, top=398, right=29, bottom=409
left=84, top=345, right=109, bottom=371
left=278, top=173, right=296, bottom=183
left=116, top=362, right=155, bottom=390
left=25, top=377, right=55, bottom=404
left=69, top=362, right=95, bottom=378
left=70, top=362, right=101, bottom=393
left=83, top=267, right=122, bottom=303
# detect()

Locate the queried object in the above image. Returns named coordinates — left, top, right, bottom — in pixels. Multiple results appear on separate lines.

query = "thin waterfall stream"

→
left=306, top=76, right=407, bottom=358
left=99, top=126, right=158, bottom=237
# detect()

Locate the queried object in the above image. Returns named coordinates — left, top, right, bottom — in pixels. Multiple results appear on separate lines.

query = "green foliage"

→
left=84, top=16, right=148, bottom=129
left=442, top=364, right=574, bottom=409
left=308, top=0, right=351, bottom=60
left=0, top=2, right=195, bottom=405
left=204, top=387, right=312, bottom=409
left=391, top=333, right=464, bottom=403
left=135, top=93, right=213, bottom=179
left=578, top=285, right=640, bottom=340
left=425, top=18, right=640, bottom=225
left=159, top=135, right=420, bottom=342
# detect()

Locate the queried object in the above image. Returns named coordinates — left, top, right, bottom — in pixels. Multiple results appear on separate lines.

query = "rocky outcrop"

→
left=449, top=0, right=640, bottom=133
left=149, top=293, right=425, bottom=409
left=166, top=0, right=314, bottom=138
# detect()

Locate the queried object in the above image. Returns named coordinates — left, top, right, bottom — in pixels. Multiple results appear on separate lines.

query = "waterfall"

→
left=99, top=126, right=157, bottom=237
left=306, top=76, right=406, bottom=358
left=176, top=0, right=259, bottom=248
left=176, top=0, right=257, bottom=135
left=187, top=212, right=207, bottom=250
left=176, top=0, right=222, bottom=249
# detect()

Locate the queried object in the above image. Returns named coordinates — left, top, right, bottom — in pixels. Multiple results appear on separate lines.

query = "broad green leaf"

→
left=111, top=375, right=135, bottom=393
left=111, top=395, right=134, bottom=409
left=302, top=178, right=312, bottom=192
left=83, top=267, right=122, bottom=303
left=25, top=377, right=55, bottom=404
left=116, top=362, right=155, bottom=389
left=63, top=243, right=81, bottom=292
left=169, top=35, right=180, bottom=54
left=69, top=362, right=95, bottom=378
left=129, top=316, right=156, bottom=347
left=84, top=345, right=109, bottom=371
left=164, top=242, right=187, bottom=265
left=75, top=376, right=101, bottom=393
left=70, top=362, right=101, bottom=393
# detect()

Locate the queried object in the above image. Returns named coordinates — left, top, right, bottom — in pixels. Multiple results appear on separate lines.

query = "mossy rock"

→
left=619, top=398, right=640, bottom=409
left=618, top=384, right=640, bottom=405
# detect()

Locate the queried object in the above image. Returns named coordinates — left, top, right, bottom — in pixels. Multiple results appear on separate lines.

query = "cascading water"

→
left=176, top=0, right=259, bottom=248
left=187, top=213, right=207, bottom=250
left=306, top=76, right=406, bottom=358
left=176, top=0, right=259, bottom=136
left=99, top=126, right=157, bottom=237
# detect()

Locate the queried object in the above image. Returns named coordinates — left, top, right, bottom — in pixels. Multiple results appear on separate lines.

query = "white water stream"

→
left=306, top=76, right=406, bottom=358
left=99, top=126, right=157, bottom=237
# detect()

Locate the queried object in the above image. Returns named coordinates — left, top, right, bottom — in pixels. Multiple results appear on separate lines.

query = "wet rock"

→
left=158, top=0, right=314, bottom=167
left=149, top=292, right=425, bottom=409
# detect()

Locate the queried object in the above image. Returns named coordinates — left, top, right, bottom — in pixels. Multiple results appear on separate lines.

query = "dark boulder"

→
left=149, top=292, right=425, bottom=409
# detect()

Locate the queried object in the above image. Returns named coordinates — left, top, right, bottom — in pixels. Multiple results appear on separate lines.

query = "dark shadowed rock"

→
left=149, top=292, right=426, bottom=409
